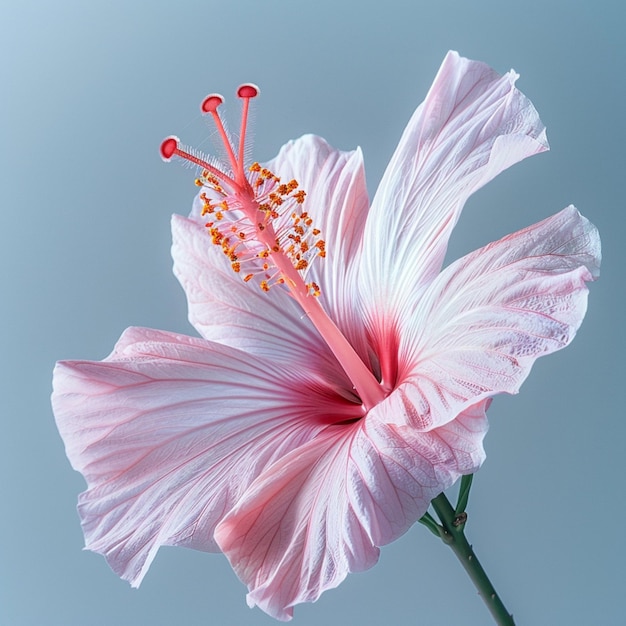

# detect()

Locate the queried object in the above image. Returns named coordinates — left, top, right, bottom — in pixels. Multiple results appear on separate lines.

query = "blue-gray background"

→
left=2, top=1, right=623, bottom=624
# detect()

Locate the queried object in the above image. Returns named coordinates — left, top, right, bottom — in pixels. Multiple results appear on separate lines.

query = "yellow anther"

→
left=197, top=160, right=325, bottom=290
left=194, top=178, right=204, bottom=187
left=308, top=282, right=321, bottom=297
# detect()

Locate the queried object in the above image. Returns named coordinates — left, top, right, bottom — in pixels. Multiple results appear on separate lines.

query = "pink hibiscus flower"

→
left=52, top=51, right=600, bottom=621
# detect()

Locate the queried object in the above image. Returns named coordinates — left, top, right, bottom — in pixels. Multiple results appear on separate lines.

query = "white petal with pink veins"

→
left=215, top=400, right=488, bottom=621
left=215, top=427, right=379, bottom=621
left=52, top=327, right=342, bottom=588
left=360, top=51, right=549, bottom=338
left=385, top=206, right=600, bottom=430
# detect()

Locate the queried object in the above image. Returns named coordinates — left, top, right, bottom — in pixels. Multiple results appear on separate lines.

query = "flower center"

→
left=160, top=85, right=386, bottom=412
left=197, top=162, right=325, bottom=296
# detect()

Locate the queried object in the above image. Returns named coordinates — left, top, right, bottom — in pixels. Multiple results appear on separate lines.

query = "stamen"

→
left=191, top=160, right=327, bottom=294
left=308, top=282, right=321, bottom=297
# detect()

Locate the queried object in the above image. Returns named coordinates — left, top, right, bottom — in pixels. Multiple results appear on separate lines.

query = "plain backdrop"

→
left=2, top=1, right=624, bottom=624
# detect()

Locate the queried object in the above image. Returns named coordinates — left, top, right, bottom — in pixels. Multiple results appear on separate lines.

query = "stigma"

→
left=160, top=85, right=325, bottom=298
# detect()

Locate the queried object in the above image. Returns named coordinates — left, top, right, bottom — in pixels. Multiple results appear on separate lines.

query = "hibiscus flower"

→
left=52, top=51, right=600, bottom=621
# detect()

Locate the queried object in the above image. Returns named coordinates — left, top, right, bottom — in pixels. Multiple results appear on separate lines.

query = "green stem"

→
left=430, top=493, right=515, bottom=626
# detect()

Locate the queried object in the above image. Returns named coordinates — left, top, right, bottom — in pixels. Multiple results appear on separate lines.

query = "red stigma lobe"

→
left=201, top=94, right=225, bottom=114
left=160, top=136, right=179, bottom=162
left=237, top=83, right=260, bottom=99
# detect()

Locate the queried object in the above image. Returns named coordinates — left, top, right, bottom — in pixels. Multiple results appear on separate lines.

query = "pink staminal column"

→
left=160, top=85, right=386, bottom=412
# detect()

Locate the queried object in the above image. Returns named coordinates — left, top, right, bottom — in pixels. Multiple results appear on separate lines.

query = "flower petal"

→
left=387, top=206, right=600, bottom=430
left=348, top=400, right=489, bottom=548
left=215, top=427, right=378, bottom=621
left=171, top=215, right=350, bottom=387
left=214, top=400, right=489, bottom=621
left=360, top=51, right=549, bottom=329
left=52, top=327, right=336, bottom=587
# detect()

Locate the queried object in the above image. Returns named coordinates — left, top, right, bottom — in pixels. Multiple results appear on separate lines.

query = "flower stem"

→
left=430, top=493, right=515, bottom=626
